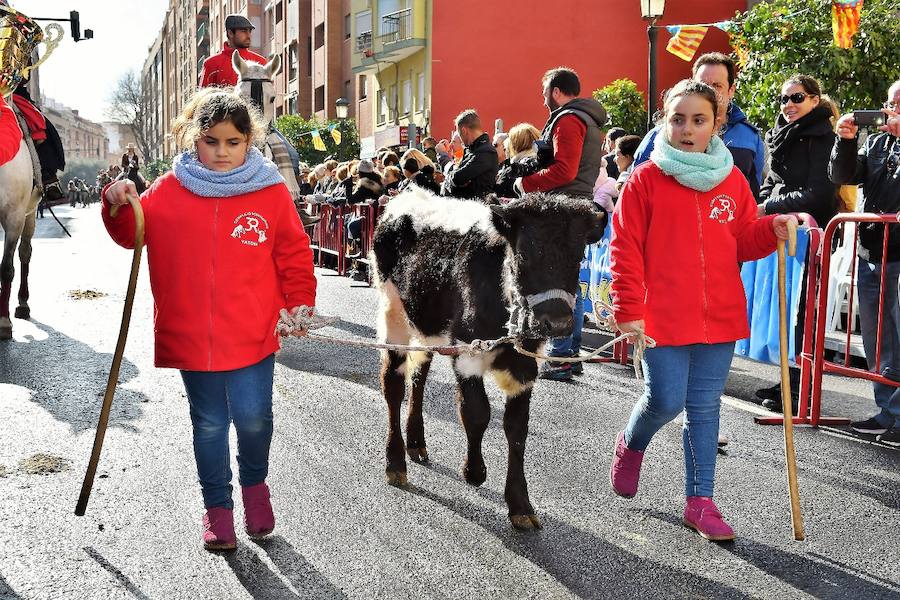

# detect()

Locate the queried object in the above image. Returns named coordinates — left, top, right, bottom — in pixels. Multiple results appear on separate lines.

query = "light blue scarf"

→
left=649, top=135, right=734, bottom=192
left=173, top=146, right=284, bottom=197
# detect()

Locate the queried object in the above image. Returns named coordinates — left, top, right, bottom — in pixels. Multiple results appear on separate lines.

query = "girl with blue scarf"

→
left=608, top=80, right=799, bottom=542
left=102, top=88, right=317, bottom=552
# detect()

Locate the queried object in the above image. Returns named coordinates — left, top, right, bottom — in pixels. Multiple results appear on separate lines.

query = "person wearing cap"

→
left=348, top=159, right=383, bottom=204
left=200, top=14, right=266, bottom=88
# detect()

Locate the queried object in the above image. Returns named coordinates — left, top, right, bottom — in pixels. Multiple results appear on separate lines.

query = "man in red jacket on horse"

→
left=199, top=14, right=265, bottom=88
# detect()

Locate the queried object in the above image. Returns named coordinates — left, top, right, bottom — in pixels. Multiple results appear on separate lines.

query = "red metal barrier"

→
left=757, top=213, right=900, bottom=427
left=303, top=203, right=347, bottom=275
left=808, top=213, right=899, bottom=427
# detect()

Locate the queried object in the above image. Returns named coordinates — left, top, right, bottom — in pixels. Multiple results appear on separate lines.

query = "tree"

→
left=275, top=115, right=361, bottom=165
left=592, top=79, right=647, bottom=135
left=61, top=158, right=106, bottom=186
left=732, top=0, right=900, bottom=129
left=106, top=70, right=152, bottom=163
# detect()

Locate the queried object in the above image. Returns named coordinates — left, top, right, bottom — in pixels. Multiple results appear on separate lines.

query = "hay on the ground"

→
left=18, top=453, right=71, bottom=475
left=68, top=289, right=107, bottom=300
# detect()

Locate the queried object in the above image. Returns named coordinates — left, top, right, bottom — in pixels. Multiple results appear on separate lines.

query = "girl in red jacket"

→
left=608, top=80, right=798, bottom=542
left=103, top=88, right=316, bottom=552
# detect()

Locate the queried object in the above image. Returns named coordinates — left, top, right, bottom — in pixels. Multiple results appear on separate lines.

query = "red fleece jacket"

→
left=102, top=172, right=316, bottom=371
left=521, top=114, right=586, bottom=193
left=0, top=96, right=22, bottom=165
left=200, top=44, right=267, bottom=87
left=610, top=161, right=778, bottom=347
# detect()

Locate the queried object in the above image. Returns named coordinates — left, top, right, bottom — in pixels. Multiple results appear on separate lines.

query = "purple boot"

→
left=683, top=496, right=735, bottom=542
left=202, top=507, right=237, bottom=551
left=610, top=431, right=644, bottom=498
left=242, top=482, right=275, bottom=539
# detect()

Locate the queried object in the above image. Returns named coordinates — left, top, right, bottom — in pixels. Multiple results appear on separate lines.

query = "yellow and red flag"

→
left=665, top=25, right=709, bottom=62
left=832, top=0, right=863, bottom=49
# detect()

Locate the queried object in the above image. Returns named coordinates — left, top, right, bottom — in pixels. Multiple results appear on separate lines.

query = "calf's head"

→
left=490, top=194, right=606, bottom=338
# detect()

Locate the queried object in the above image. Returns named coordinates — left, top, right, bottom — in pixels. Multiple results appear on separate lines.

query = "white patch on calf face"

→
left=381, top=187, right=495, bottom=236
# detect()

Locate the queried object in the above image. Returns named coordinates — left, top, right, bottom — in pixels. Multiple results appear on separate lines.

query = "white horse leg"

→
left=14, top=203, right=36, bottom=320
left=0, top=230, right=22, bottom=339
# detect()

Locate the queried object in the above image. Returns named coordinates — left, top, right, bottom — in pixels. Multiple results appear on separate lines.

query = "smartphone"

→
left=853, top=110, right=886, bottom=127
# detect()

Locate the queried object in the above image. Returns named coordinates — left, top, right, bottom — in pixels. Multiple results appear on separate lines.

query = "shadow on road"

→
left=403, top=485, right=751, bottom=599
left=0, top=320, right=147, bottom=434
left=639, top=508, right=900, bottom=600
left=0, top=570, right=21, bottom=599
left=83, top=546, right=152, bottom=600
left=224, top=537, right=346, bottom=600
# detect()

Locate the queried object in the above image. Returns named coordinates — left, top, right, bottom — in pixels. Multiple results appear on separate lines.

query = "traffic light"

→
left=70, top=10, right=80, bottom=41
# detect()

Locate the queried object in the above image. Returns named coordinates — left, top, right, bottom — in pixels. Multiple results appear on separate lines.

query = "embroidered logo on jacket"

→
left=230, top=212, right=269, bottom=246
left=709, top=195, right=735, bottom=224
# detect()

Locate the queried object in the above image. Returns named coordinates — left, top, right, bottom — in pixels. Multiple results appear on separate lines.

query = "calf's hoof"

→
left=510, top=514, right=543, bottom=530
left=406, top=447, right=429, bottom=463
left=461, top=461, right=487, bottom=487
left=385, top=470, right=408, bottom=487
left=14, top=306, right=29, bottom=320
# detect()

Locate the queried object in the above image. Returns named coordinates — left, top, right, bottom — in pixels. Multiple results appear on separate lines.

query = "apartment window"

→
left=306, top=35, right=312, bottom=73
left=402, top=79, right=411, bottom=116
left=344, top=14, right=351, bottom=40
left=358, top=74, right=367, bottom=100
left=314, top=23, right=325, bottom=50
left=355, top=11, right=371, bottom=36
left=417, top=73, right=425, bottom=113
left=275, top=1, right=283, bottom=23
left=287, top=43, right=298, bottom=81
left=314, top=85, right=325, bottom=113
left=377, top=89, right=385, bottom=124
left=344, top=80, right=352, bottom=104
left=287, top=96, right=297, bottom=114
left=287, top=0, right=297, bottom=39
left=267, top=8, right=275, bottom=38
left=378, top=0, right=403, bottom=35
left=389, top=84, right=397, bottom=121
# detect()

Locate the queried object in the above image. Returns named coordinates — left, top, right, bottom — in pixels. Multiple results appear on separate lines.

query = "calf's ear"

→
left=583, top=208, right=607, bottom=244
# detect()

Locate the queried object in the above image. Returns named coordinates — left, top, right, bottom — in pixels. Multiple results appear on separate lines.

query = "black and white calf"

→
left=371, top=188, right=605, bottom=529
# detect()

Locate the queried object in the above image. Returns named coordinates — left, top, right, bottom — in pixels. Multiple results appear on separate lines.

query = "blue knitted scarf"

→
left=173, top=146, right=284, bottom=197
left=650, top=134, right=734, bottom=192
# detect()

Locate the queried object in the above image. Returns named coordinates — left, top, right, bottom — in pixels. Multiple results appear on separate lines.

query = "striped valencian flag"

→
left=832, top=0, right=863, bottom=49
left=665, top=25, right=709, bottom=62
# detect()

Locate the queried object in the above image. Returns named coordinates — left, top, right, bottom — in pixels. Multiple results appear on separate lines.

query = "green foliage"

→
left=61, top=158, right=106, bottom=186
left=732, top=0, right=900, bottom=129
left=275, top=115, right=361, bottom=165
left=592, top=79, right=647, bottom=135
left=142, top=158, right=172, bottom=182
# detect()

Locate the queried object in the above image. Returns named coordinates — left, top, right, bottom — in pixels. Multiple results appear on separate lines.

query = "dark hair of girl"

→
left=658, top=79, right=720, bottom=125
left=171, top=87, right=267, bottom=149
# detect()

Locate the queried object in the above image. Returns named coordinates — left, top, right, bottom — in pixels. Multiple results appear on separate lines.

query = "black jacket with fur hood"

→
left=350, top=172, right=383, bottom=204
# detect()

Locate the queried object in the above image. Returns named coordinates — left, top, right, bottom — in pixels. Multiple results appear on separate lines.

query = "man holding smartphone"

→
left=830, top=80, right=900, bottom=446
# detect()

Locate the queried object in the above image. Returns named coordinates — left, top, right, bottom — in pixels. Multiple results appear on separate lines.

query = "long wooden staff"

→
left=75, top=193, right=145, bottom=516
left=777, top=219, right=804, bottom=541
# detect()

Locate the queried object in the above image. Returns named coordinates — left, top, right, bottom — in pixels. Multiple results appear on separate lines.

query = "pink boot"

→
left=609, top=431, right=644, bottom=498
left=202, top=507, right=237, bottom=551
left=683, top=497, right=735, bottom=542
left=242, top=482, right=275, bottom=538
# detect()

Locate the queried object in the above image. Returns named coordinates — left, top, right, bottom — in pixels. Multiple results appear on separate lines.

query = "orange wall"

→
left=430, top=0, right=745, bottom=139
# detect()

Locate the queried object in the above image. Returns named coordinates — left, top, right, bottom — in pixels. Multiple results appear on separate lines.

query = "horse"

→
left=0, top=101, right=41, bottom=339
left=230, top=51, right=303, bottom=202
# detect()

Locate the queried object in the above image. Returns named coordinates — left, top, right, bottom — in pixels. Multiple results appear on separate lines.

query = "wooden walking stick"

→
left=75, top=192, right=145, bottom=516
left=777, top=218, right=805, bottom=541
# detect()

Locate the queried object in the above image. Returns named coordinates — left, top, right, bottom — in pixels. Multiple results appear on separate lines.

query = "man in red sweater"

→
left=200, top=14, right=265, bottom=88
left=518, top=68, right=607, bottom=382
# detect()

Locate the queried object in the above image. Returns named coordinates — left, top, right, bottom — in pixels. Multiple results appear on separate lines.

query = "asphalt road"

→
left=0, top=206, right=898, bottom=599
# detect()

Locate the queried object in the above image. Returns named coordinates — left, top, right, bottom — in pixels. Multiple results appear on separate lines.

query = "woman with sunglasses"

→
left=755, top=74, right=840, bottom=410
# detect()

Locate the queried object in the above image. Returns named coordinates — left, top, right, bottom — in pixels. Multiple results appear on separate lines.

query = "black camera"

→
left=853, top=110, right=886, bottom=128
left=533, top=139, right=555, bottom=169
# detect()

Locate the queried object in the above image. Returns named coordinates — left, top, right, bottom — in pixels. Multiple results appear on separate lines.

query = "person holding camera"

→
left=830, top=80, right=900, bottom=447
left=441, top=110, right=499, bottom=200
left=495, top=123, right=541, bottom=198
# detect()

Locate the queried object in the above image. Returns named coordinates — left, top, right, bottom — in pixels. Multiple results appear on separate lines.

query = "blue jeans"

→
left=624, top=342, right=734, bottom=498
left=180, top=354, right=275, bottom=510
left=856, top=259, right=900, bottom=428
left=546, top=286, right=585, bottom=357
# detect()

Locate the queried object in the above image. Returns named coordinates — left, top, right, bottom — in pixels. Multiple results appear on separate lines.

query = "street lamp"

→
left=335, top=97, right=349, bottom=160
left=640, top=0, right=666, bottom=132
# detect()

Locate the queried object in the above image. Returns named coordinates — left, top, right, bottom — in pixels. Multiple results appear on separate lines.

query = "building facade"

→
left=43, top=97, right=109, bottom=162
left=350, top=0, right=753, bottom=157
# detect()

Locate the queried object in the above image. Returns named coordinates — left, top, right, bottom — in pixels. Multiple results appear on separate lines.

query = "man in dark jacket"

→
left=442, top=110, right=498, bottom=199
left=830, top=80, right=900, bottom=446
left=515, top=67, right=607, bottom=381
left=631, top=53, right=765, bottom=200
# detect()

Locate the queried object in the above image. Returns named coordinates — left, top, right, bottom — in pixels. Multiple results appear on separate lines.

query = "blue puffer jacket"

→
left=632, top=103, right=766, bottom=200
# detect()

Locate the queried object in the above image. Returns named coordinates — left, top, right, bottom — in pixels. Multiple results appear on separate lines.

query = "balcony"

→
left=379, top=8, right=411, bottom=44
left=356, top=30, right=372, bottom=53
